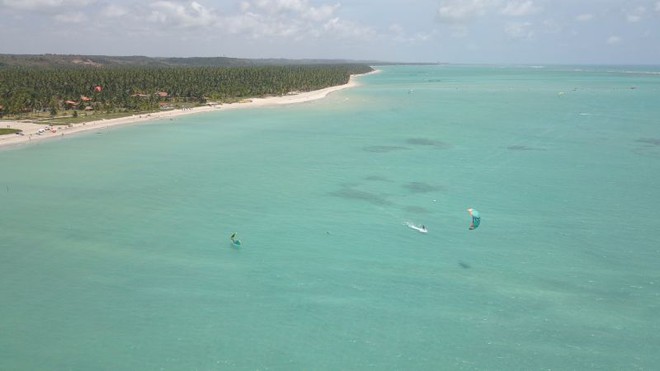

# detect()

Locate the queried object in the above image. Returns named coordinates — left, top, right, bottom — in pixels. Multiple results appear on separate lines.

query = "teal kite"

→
left=230, top=232, right=241, bottom=247
left=468, top=208, right=480, bottom=230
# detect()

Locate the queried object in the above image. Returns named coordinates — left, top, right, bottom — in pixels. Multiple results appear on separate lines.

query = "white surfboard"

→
left=405, top=222, right=428, bottom=233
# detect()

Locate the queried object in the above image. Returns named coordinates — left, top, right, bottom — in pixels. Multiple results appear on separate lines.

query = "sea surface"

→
left=1, top=65, right=659, bottom=370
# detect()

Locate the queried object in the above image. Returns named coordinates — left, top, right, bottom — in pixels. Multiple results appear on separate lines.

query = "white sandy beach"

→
left=0, top=71, right=376, bottom=149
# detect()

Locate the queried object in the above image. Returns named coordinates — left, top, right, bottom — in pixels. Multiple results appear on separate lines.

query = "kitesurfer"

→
left=468, top=208, right=480, bottom=230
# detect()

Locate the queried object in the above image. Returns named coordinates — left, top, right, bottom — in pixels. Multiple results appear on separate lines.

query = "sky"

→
left=1, top=0, right=659, bottom=64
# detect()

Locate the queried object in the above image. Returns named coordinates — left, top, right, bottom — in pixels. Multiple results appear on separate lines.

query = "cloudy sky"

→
left=1, top=0, right=659, bottom=64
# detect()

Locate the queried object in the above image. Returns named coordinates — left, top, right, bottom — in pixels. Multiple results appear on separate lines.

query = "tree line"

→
left=0, top=64, right=373, bottom=117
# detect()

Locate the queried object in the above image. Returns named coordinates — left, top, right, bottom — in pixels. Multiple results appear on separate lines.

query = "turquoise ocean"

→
left=1, top=65, right=660, bottom=370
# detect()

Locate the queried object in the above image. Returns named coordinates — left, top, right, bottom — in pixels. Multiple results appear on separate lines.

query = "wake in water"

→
left=405, top=222, right=428, bottom=233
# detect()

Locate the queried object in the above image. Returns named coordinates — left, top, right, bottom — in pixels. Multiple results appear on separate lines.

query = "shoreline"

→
left=0, top=70, right=378, bottom=150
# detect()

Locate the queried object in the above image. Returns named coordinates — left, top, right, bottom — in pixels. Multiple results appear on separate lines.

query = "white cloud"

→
left=389, top=24, right=432, bottom=43
left=323, top=17, right=376, bottom=40
left=436, top=0, right=495, bottom=23
left=576, top=13, right=593, bottom=22
left=500, top=1, right=541, bottom=17
left=542, top=19, right=561, bottom=34
left=626, top=6, right=646, bottom=23
left=1, top=0, right=93, bottom=12
left=448, top=26, right=470, bottom=38
left=223, top=12, right=265, bottom=36
left=223, top=13, right=297, bottom=38
left=1, top=0, right=93, bottom=26
left=221, top=0, right=371, bottom=42
left=148, top=1, right=219, bottom=28
left=505, top=21, right=534, bottom=39
left=304, top=4, right=338, bottom=22
left=101, top=4, right=129, bottom=18
left=607, top=35, right=622, bottom=45
left=246, top=0, right=339, bottom=21
left=389, top=24, right=404, bottom=35
left=54, top=11, right=85, bottom=23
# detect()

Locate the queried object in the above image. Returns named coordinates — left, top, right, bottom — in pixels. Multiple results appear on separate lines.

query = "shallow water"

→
left=1, top=65, right=660, bottom=370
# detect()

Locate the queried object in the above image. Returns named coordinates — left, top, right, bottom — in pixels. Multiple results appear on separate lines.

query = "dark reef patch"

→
left=403, top=206, right=431, bottom=214
left=406, top=138, right=450, bottom=148
left=637, top=138, right=660, bottom=146
left=365, top=175, right=391, bottom=182
left=633, top=138, right=660, bottom=158
left=363, top=145, right=410, bottom=153
left=507, top=145, right=544, bottom=151
left=403, top=182, right=444, bottom=194
left=329, top=188, right=391, bottom=206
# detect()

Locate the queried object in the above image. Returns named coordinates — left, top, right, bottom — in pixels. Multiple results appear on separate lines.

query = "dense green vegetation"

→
left=0, top=63, right=373, bottom=117
left=0, top=128, right=21, bottom=135
left=0, top=54, right=380, bottom=68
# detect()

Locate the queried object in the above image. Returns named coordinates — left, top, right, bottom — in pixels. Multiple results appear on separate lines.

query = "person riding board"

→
left=468, top=209, right=480, bottom=230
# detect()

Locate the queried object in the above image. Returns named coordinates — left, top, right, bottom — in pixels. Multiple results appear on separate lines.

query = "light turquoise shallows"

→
left=1, top=65, right=660, bottom=370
